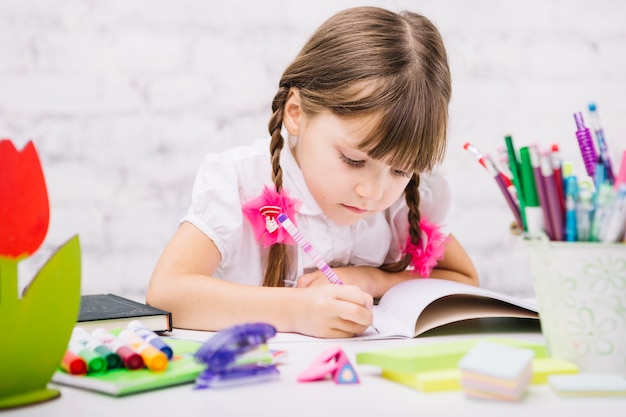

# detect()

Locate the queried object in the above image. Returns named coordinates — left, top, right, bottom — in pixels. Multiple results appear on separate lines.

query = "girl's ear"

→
left=283, top=88, right=302, bottom=136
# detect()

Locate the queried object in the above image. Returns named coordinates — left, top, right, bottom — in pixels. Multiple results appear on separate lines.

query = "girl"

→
left=147, top=6, right=478, bottom=338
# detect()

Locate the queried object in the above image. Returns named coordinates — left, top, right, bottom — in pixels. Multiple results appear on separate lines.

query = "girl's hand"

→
left=296, top=267, right=379, bottom=289
left=295, top=269, right=336, bottom=288
left=296, top=266, right=403, bottom=298
left=292, top=283, right=373, bottom=338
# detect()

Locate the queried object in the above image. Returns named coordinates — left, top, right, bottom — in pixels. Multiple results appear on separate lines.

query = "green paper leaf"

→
left=0, top=235, right=81, bottom=407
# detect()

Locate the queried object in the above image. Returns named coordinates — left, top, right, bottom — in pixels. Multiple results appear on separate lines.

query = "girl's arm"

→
left=146, top=222, right=373, bottom=338
left=428, top=234, right=479, bottom=285
left=297, top=234, right=479, bottom=299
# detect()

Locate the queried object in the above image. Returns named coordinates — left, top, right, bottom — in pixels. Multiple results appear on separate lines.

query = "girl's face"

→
left=292, top=110, right=413, bottom=226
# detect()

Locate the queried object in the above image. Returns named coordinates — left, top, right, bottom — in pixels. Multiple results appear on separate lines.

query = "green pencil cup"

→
left=524, top=236, right=626, bottom=373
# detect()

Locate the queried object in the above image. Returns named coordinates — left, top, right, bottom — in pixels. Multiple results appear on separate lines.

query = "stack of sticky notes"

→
left=458, top=340, right=534, bottom=401
left=356, top=337, right=577, bottom=393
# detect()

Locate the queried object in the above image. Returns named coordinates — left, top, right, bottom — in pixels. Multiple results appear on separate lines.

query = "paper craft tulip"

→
left=0, top=139, right=81, bottom=409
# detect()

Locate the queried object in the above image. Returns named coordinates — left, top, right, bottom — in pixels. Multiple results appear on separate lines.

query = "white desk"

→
left=5, top=321, right=624, bottom=417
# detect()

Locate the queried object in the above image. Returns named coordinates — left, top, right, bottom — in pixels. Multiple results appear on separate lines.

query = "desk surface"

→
left=5, top=321, right=624, bottom=417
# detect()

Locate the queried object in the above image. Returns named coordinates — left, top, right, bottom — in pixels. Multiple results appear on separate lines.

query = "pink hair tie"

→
left=404, top=216, right=448, bottom=277
left=242, top=185, right=301, bottom=247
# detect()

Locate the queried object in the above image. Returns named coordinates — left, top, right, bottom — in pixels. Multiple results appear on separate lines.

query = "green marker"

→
left=68, top=340, right=107, bottom=375
left=71, top=326, right=122, bottom=370
left=519, top=146, right=545, bottom=236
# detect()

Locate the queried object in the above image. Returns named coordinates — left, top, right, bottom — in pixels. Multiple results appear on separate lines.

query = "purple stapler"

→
left=194, top=322, right=279, bottom=388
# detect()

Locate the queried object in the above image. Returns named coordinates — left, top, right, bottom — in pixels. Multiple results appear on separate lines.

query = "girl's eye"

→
left=340, top=153, right=365, bottom=168
left=392, top=169, right=412, bottom=178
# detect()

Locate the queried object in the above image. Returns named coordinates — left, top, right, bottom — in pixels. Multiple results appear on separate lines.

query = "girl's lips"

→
left=342, top=204, right=368, bottom=214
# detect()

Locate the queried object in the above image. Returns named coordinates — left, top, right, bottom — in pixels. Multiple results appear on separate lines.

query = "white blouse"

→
left=182, top=138, right=454, bottom=285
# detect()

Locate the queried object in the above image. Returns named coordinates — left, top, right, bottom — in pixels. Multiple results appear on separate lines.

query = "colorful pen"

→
left=550, top=144, right=566, bottom=218
left=504, top=135, right=527, bottom=231
left=464, top=142, right=522, bottom=230
left=601, top=184, right=626, bottom=243
left=576, top=179, right=594, bottom=241
left=564, top=176, right=578, bottom=242
left=540, top=149, right=564, bottom=241
left=590, top=183, right=616, bottom=242
left=276, top=213, right=343, bottom=285
left=588, top=103, right=615, bottom=184
left=527, top=145, right=554, bottom=240
left=574, top=112, right=598, bottom=178
left=615, top=151, right=626, bottom=191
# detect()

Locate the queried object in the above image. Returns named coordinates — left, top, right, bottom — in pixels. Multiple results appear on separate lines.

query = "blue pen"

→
left=588, top=103, right=615, bottom=184
left=593, top=156, right=607, bottom=203
left=564, top=176, right=578, bottom=242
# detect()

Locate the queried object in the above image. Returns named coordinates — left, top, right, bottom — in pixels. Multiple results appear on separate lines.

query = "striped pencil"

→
left=276, top=213, right=343, bottom=285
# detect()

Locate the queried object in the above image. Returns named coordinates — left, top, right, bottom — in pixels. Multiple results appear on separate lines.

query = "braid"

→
left=380, top=174, right=422, bottom=273
left=268, top=86, right=289, bottom=192
left=262, top=86, right=293, bottom=287
left=404, top=174, right=422, bottom=247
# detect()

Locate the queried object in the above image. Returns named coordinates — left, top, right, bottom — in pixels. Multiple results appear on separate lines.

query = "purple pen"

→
left=588, top=103, right=615, bottom=184
left=528, top=145, right=554, bottom=240
left=276, top=213, right=343, bottom=285
left=574, top=112, right=598, bottom=178
left=540, top=150, right=564, bottom=241
left=463, top=142, right=522, bottom=229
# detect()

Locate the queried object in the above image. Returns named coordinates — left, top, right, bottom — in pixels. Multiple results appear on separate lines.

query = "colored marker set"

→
left=465, top=103, right=626, bottom=243
left=60, top=320, right=173, bottom=376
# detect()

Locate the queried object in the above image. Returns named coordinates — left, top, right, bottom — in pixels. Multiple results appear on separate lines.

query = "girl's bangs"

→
left=350, top=78, right=447, bottom=174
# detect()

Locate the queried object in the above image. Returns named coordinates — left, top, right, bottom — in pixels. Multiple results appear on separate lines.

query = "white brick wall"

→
left=3, top=0, right=625, bottom=300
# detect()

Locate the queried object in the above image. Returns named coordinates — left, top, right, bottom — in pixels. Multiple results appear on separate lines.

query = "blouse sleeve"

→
left=182, top=151, right=246, bottom=262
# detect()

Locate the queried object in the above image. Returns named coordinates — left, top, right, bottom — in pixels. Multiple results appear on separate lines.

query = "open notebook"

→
left=365, top=278, right=538, bottom=339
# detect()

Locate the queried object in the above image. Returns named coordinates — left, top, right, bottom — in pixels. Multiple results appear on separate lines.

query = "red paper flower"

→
left=242, top=185, right=301, bottom=248
left=404, top=216, right=448, bottom=277
left=0, top=140, right=50, bottom=259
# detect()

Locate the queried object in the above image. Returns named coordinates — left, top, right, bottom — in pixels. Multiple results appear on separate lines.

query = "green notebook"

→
left=52, top=337, right=204, bottom=396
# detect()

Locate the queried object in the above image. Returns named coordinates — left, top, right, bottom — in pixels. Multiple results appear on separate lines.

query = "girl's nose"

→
left=355, top=174, right=385, bottom=201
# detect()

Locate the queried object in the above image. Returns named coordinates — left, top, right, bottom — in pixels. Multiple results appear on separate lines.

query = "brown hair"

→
left=264, top=6, right=451, bottom=286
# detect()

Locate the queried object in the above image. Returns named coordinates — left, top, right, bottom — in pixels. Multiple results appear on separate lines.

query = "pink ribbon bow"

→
left=404, top=216, right=448, bottom=277
left=242, top=185, right=301, bottom=247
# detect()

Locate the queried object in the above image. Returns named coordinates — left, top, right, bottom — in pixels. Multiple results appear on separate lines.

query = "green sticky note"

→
left=356, top=337, right=547, bottom=374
